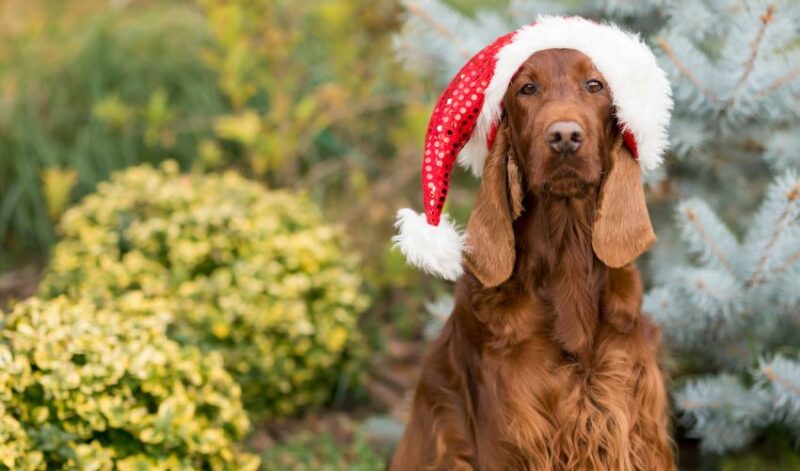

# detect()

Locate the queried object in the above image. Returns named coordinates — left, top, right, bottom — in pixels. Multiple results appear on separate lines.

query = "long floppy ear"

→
left=463, top=120, right=524, bottom=287
left=592, top=141, right=656, bottom=268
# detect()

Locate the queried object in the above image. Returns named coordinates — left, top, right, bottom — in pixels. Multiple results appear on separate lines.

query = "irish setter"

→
left=391, top=49, right=674, bottom=470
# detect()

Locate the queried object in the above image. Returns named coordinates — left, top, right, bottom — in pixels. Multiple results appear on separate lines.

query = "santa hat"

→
left=393, top=16, right=673, bottom=281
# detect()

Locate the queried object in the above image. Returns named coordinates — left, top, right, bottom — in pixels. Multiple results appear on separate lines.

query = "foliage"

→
left=0, top=0, right=226, bottom=255
left=261, top=431, right=384, bottom=471
left=645, top=172, right=800, bottom=454
left=396, top=0, right=800, bottom=463
left=719, top=432, right=800, bottom=471
left=646, top=0, right=800, bottom=456
left=1, top=0, right=442, bottom=322
left=40, top=162, right=371, bottom=418
left=199, top=0, right=415, bottom=179
left=198, top=0, right=446, bottom=320
left=0, top=296, right=258, bottom=470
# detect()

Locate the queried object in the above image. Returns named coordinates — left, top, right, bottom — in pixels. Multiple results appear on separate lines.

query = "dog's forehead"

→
left=519, top=49, right=601, bottom=78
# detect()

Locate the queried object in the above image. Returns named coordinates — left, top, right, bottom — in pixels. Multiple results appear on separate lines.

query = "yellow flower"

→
left=211, top=321, right=231, bottom=339
left=324, top=326, right=349, bottom=353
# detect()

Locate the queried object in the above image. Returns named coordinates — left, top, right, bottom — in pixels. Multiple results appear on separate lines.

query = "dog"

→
left=390, top=49, right=674, bottom=470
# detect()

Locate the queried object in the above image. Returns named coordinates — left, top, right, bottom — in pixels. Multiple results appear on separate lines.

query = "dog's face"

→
left=503, top=49, right=615, bottom=197
left=463, top=49, right=656, bottom=287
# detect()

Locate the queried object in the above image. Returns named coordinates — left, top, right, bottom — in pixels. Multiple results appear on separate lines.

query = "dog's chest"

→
left=477, top=326, right=643, bottom=470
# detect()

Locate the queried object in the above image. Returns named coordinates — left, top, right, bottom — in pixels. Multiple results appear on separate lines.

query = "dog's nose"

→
left=546, top=121, right=584, bottom=154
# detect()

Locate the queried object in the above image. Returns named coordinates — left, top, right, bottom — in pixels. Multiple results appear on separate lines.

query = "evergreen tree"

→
left=396, top=0, right=800, bottom=459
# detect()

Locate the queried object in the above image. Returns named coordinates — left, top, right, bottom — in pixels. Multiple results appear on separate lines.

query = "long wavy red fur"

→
left=391, top=49, right=674, bottom=470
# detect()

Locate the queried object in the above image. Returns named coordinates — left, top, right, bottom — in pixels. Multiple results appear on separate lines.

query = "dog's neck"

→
left=514, top=192, right=606, bottom=360
left=516, top=194, right=597, bottom=275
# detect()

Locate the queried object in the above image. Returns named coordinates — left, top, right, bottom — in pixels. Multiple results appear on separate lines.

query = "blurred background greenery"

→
left=0, top=0, right=460, bottom=468
left=0, top=0, right=450, bottom=340
left=2, top=0, right=799, bottom=470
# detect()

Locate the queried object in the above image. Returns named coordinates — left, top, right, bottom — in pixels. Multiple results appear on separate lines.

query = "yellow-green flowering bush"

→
left=0, top=297, right=258, bottom=470
left=41, top=161, right=370, bottom=417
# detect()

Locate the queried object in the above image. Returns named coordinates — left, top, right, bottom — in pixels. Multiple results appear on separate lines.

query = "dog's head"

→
left=464, top=49, right=656, bottom=287
left=505, top=49, right=612, bottom=196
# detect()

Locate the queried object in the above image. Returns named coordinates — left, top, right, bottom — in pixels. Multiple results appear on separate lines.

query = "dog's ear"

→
left=592, top=141, right=656, bottom=268
left=463, top=120, right=524, bottom=287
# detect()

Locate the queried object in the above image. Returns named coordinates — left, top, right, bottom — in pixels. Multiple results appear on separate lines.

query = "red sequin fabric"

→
left=421, top=24, right=643, bottom=227
left=422, top=32, right=516, bottom=226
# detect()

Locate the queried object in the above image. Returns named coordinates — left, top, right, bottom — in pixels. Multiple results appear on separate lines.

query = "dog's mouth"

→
left=543, top=166, right=591, bottom=197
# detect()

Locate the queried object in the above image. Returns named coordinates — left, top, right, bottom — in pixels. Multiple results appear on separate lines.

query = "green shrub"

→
left=0, top=296, right=258, bottom=470
left=261, top=431, right=384, bottom=471
left=41, top=161, right=370, bottom=417
left=0, top=1, right=227, bottom=255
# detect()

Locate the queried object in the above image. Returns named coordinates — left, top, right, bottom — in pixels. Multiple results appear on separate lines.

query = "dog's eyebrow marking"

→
left=517, top=63, right=540, bottom=78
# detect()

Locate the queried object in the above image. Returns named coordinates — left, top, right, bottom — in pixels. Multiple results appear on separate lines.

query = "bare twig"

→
left=294, top=159, right=351, bottom=190
left=324, top=95, right=407, bottom=123
left=656, top=37, right=718, bottom=104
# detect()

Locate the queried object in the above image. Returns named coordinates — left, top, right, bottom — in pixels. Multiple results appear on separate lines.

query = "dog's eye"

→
left=585, top=79, right=604, bottom=93
left=519, top=83, right=539, bottom=96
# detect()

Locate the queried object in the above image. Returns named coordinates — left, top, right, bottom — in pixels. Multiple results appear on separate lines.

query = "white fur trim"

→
left=457, top=132, right=489, bottom=177
left=393, top=208, right=464, bottom=281
left=465, top=16, right=673, bottom=176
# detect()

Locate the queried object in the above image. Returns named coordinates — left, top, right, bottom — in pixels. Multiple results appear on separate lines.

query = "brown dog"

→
left=391, top=49, right=674, bottom=470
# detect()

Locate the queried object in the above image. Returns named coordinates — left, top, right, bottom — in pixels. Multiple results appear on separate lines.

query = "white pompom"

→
left=392, top=209, right=465, bottom=281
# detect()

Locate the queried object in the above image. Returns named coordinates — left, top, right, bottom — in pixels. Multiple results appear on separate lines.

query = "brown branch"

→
left=656, top=37, right=718, bottom=104
left=762, top=365, right=800, bottom=397
left=747, top=182, right=800, bottom=287
left=334, top=96, right=406, bottom=121
left=404, top=2, right=474, bottom=60
left=342, top=155, right=420, bottom=226
left=692, top=278, right=734, bottom=301
left=757, top=66, right=800, bottom=98
left=684, top=207, right=737, bottom=274
left=767, top=248, right=800, bottom=281
left=294, top=159, right=350, bottom=190
left=680, top=399, right=728, bottom=411
left=723, top=4, right=777, bottom=113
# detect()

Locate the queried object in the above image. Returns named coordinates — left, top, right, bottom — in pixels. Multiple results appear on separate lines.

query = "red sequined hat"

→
left=394, top=16, right=673, bottom=280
